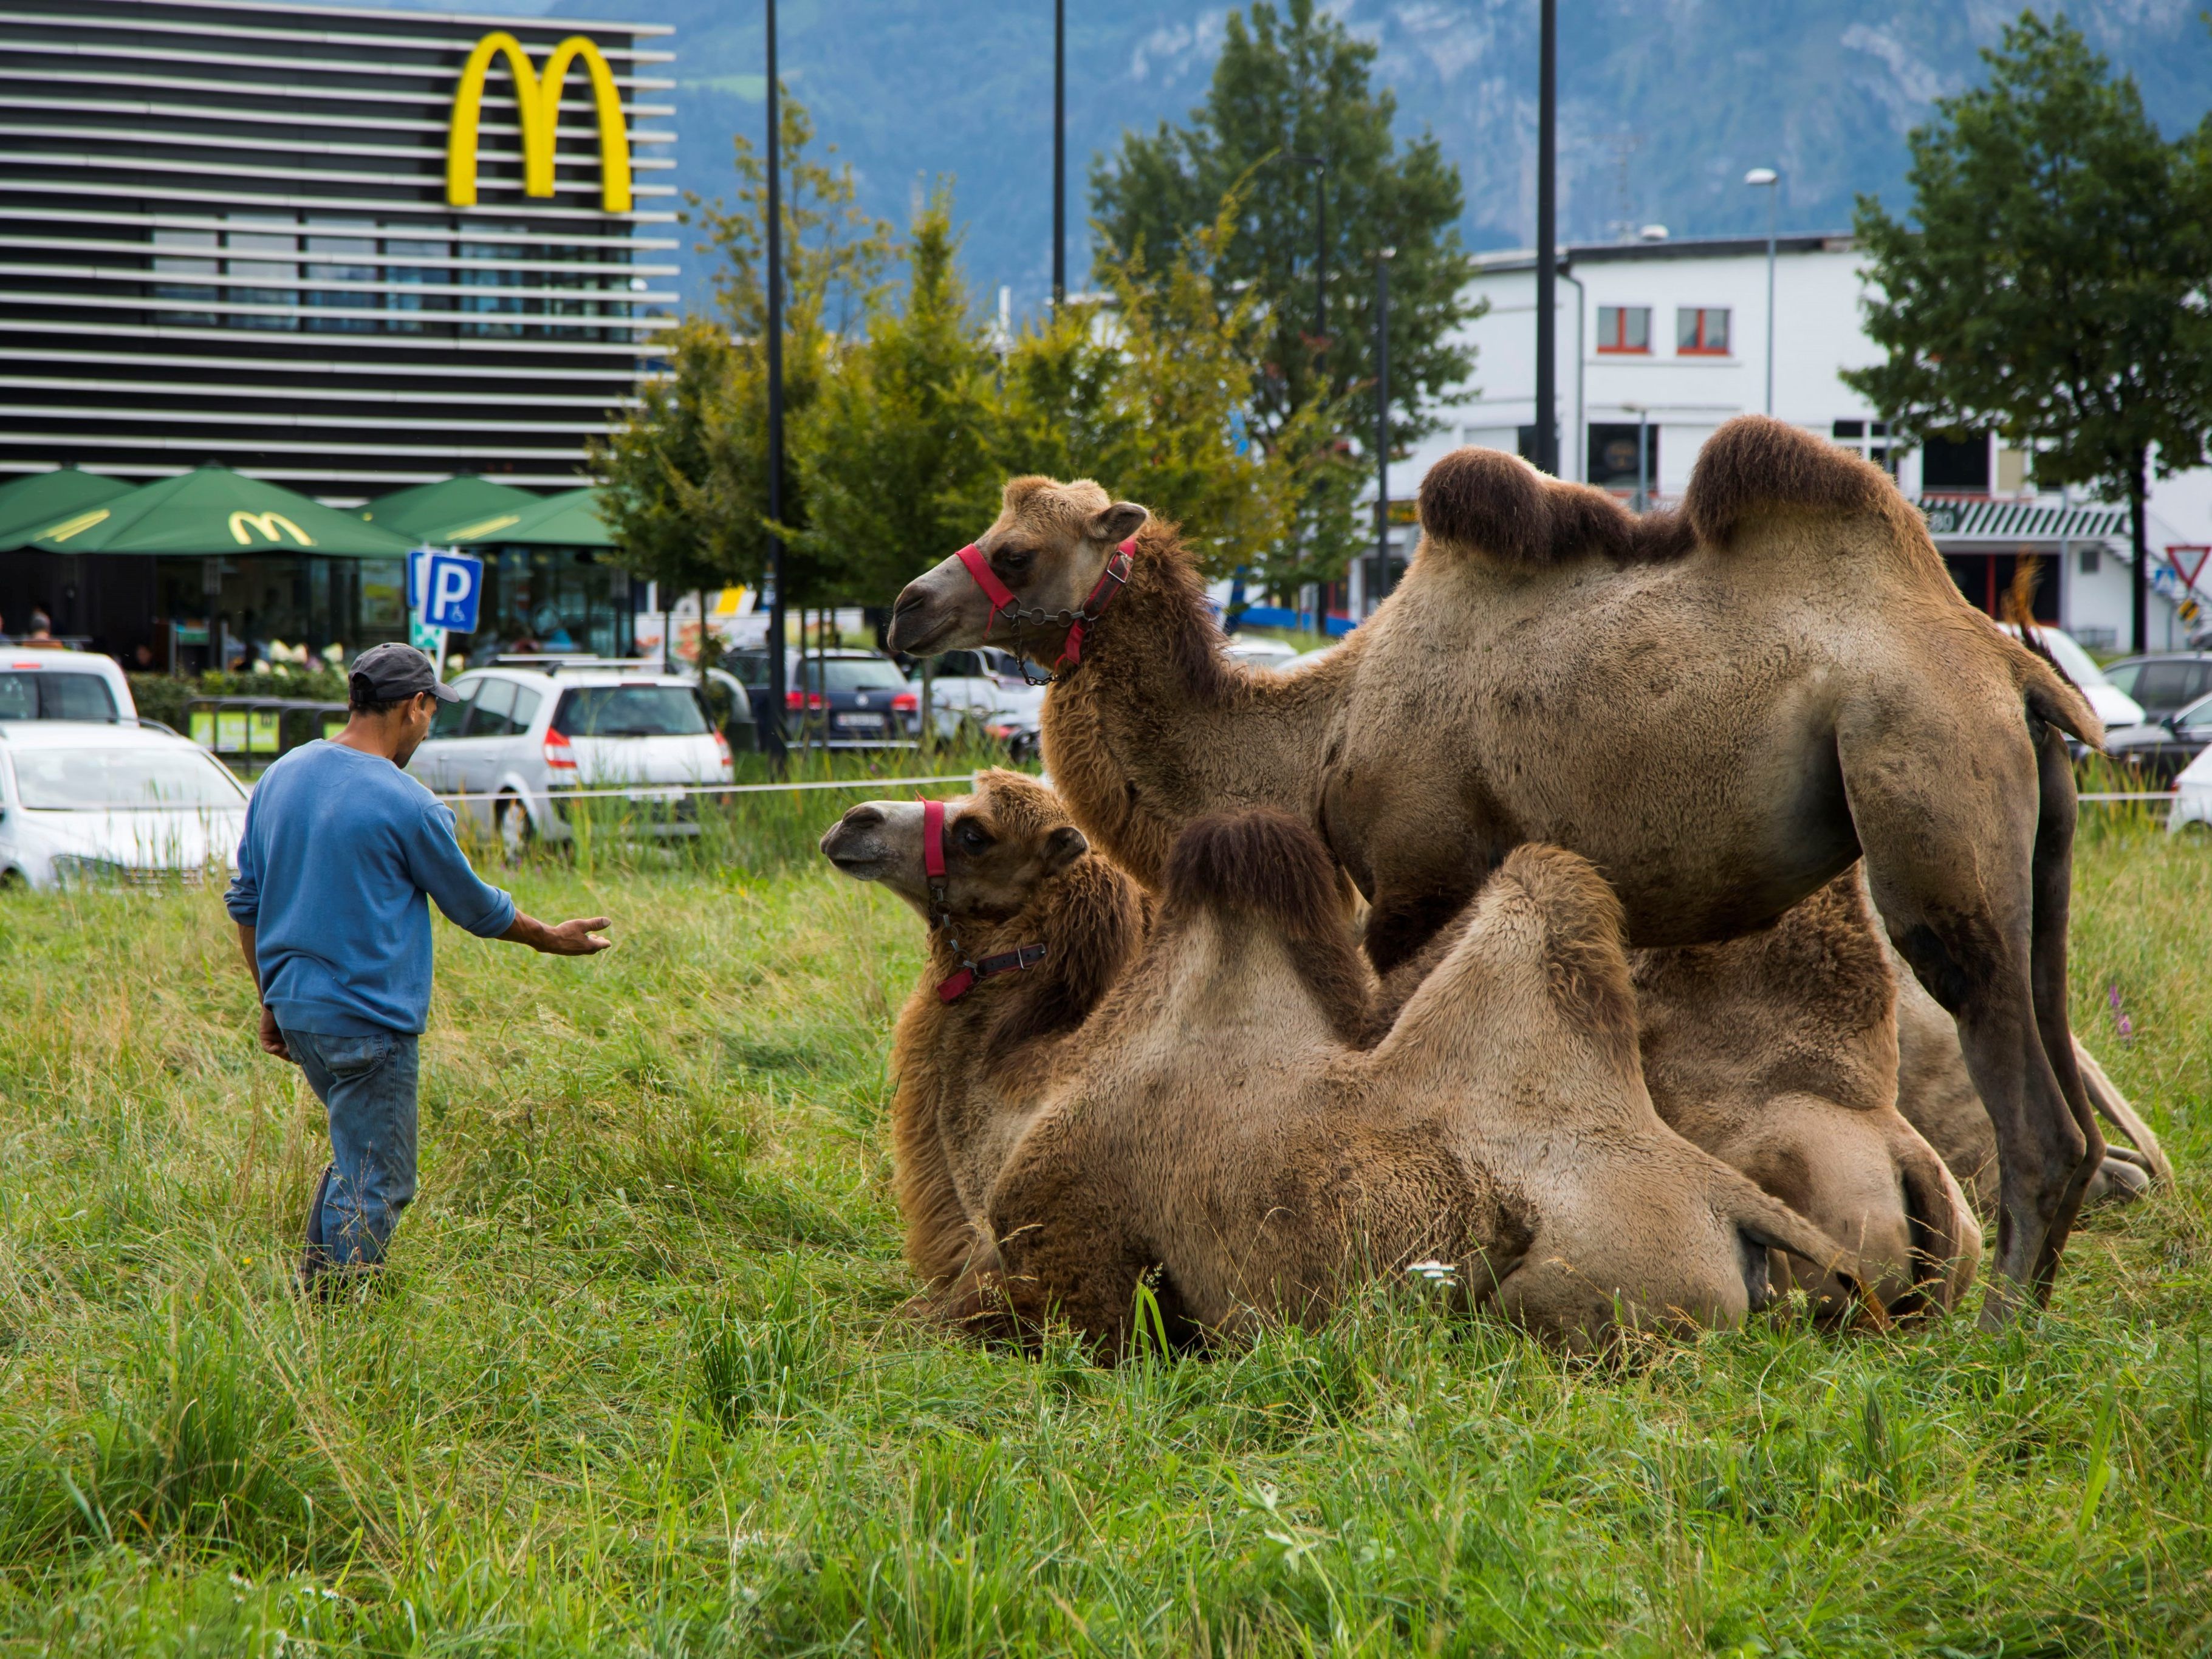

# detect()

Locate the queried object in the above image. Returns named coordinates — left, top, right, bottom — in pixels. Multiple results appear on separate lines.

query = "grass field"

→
left=1, top=796, right=2209, bottom=1657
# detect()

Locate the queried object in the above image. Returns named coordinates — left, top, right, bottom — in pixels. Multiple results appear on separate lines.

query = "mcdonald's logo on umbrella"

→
left=446, top=32, right=632, bottom=214
left=229, top=511, right=314, bottom=547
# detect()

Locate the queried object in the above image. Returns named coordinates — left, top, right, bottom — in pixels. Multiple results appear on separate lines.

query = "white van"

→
left=0, top=649, right=137, bottom=723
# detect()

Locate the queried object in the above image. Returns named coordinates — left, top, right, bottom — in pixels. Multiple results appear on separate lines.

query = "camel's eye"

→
left=956, top=820, right=991, bottom=855
left=995, top=547, right=1035, bottom=575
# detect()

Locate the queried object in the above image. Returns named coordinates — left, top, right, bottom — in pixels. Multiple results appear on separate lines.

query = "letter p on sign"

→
left=423, top=552, right=484, bottom=634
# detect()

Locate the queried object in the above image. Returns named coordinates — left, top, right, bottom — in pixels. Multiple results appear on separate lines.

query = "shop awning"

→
left=448, top=485, right=618, bottom=550
left=360, top=474, right=545, bottom=544
left=0, top=467, right=135, bottom=550
left=30, top=463, right=414, bottom=557
left=1916, top=497, right=2130, bottom=544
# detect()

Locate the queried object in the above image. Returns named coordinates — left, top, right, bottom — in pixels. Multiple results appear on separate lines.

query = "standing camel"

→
left=886, top=416, right=2103, bottom=1319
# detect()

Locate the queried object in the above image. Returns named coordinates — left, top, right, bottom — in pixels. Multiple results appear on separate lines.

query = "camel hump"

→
left=1416, top=446, right=1693, bottom=567
left=1164, top=808, right=1341, bottom=937
left=1681, top=414, right=1892, bottom=547
left=1491, top=844, right=1641, bottom=1067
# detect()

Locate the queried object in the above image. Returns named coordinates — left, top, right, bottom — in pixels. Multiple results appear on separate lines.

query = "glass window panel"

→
left=430, top=679, right=479, bottom=737
left=469, top=676, right=518, bottom=736
left=1833, top=419, right=1864, bottom=438
left=13, top=747, right=243, bottom=809
left=552, top=686, right=708, bottom=737
left=41, top=674, right=118, bottom=720
left=510, top=685, right=544, bottom=732
left=1623, top=306, right=1648, bottom=349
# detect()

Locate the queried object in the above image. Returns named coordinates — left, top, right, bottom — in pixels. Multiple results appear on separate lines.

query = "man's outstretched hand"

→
left=502, top=913, right=614, bottom=956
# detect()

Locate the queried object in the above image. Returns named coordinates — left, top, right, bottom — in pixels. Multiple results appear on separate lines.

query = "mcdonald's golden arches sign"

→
left=447, top=32, right=632, bottom=214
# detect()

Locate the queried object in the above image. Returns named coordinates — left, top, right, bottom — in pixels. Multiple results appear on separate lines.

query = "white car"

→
left=0, top=720, right=247, bottom=889
left=1221, top=634, right=1300, bottom=671
left=901, top=648, right=1046, bottom=743
left=1995, top=623, right=2144, bottom=731
left=2171, top=742, right=2212, bottom=834
left=0, top=648, right=137, bottom=722
left=406, top=660, right=733, bottom=857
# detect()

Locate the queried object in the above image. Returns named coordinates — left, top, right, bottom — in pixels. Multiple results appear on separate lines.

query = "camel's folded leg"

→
left=2073, top=1039, right=2173, bottom=1189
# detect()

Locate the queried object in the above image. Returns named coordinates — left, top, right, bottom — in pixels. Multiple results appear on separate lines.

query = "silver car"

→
left=406, top=660, right=733, bottom=857
left=0, top=720, right=248, bottom=889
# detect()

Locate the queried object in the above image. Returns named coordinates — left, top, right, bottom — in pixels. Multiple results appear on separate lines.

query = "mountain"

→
left=320, top=0, right=2212, bottom=320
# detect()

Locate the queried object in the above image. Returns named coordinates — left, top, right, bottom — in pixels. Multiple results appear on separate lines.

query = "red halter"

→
left=920, top=796, right=1047, bottom=1002
left=949, top=536, right=1136, bottom=680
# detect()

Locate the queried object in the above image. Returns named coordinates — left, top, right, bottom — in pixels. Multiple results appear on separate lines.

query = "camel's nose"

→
left=819, top=803, right=885, bottom=863
left=841, top=804, right=885, bottom=830
left=887, top=581, right=939, bottom=653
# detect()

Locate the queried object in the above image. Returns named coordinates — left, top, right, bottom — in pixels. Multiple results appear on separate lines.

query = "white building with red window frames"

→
left=1386, top=233, right=2208, bottom=652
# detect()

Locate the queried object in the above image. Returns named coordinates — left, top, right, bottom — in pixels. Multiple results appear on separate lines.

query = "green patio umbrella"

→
left=31, top=463, right=414, bottom=557
left=448, top=485, right=618, bottom=549
left=360, top=474, right=543, bottom=544
left=0, top=466, right=135, bottom=550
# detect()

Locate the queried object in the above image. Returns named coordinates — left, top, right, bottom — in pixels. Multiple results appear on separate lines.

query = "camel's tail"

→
left=2076, top=1039, right=2173, bottom=1186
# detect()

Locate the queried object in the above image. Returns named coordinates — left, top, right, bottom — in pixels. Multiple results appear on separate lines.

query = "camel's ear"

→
left=1043, top=824, right=1089, bottom=874
left=1086, top=501, right=1148, bottom=545
left=1002, top=475, right=1057, bottom=511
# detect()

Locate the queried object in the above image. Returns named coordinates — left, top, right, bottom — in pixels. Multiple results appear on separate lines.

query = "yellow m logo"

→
left=229, top=511, right=313, bottom=547
left=447, top=32, right=632, bottom=215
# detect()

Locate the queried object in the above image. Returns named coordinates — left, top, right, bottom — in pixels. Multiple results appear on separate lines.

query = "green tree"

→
left=989, top=204, right=1335, bottom=586
left=792, top=191, right=996, bottom=607
left=591, top=92, right=894, bottom=614
left=1845, top=11, right=2212, bottom=652
left=1090, top=0, right=1478, bottom=578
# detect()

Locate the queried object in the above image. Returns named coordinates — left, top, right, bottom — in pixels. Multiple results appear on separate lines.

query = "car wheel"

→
left=497, top=794, right=535, bottom=864
left=0, top=868, right=23, bottom=893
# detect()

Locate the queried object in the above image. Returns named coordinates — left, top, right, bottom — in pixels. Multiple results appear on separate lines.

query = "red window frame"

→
left=1677, top=307, right=1730, bottom=355
left=1596, top=305, right=1651, bottom=354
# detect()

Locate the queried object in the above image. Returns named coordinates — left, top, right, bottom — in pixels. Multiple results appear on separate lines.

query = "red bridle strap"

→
left=922, top=796, right=948, bottom=880
left=919, top=793, right=1047, bottom=1001
left=947, top=537, right=1137, bottom=676
left=953, top=542, right=1018, bottom=628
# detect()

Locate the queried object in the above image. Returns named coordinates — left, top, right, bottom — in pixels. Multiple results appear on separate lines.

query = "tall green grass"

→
left=0, top=824, right=2207, bottom=1653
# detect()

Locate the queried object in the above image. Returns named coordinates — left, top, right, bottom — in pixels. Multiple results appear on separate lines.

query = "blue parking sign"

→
left=421, top=551, right=484, bottom=634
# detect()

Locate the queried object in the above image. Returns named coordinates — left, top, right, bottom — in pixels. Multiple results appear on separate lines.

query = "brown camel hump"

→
left=1163, top=809, right=1369, bottom=1042
left=1416, top=445, right=1694, bottom=566
left=1682, top=414, right=1892, bottom=549
left=1494, top=844, right=1641, bottom=1071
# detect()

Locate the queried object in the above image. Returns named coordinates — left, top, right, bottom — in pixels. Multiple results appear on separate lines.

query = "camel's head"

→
left=888, top=476, right=1149, bottom=662
left=819, top=768, right=1090, bottom=923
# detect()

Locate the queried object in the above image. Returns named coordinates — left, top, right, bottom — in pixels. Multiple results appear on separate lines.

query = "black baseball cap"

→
left=350, top=641, right=461, bottom=703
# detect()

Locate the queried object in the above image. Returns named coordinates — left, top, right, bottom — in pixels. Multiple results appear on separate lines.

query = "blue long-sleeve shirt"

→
left=225, top=741, right=517, bottom=1035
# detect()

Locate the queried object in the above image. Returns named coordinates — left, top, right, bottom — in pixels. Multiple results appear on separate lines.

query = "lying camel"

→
left=1365, top=867, right=1982, bottom=1315
left=886, top=417, right=2102, bottom=1319
left=819, top=770, right=1146, bottom=1306
left=832, top=790, right=1862, bottom=1356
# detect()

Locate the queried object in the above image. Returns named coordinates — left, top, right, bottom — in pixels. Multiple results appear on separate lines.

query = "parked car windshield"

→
left=803, top=658, right=909, bottom=694
left=552, top=685, right=709, bottom=737
left=0, top=670, right=118, bottom=721
left=12, top=747, right=245, bottom=809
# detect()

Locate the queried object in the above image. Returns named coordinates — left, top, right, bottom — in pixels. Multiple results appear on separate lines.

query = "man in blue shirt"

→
left=227, top=643, right=612, bottom=1298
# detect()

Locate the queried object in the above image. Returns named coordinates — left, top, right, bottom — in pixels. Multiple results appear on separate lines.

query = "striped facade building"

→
left=1, top=0, right=675, bottom=502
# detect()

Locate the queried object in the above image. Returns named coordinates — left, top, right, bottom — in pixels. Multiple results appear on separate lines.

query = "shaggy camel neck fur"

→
left=819, top=771, right=1147, bottom=1312
left=886, top=416, right=2108, bottom=1320
left=978, top=815, right=1862, bottom=1358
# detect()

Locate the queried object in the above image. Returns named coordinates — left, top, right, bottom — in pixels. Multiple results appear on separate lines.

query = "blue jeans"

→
left=284, top=1028, right=420, bottom=1270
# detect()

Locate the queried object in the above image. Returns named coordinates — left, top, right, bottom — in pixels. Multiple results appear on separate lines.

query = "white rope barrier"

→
left=428, top=773, right=984, bottom=807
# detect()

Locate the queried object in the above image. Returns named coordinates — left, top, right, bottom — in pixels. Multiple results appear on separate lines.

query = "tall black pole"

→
left=1375, top=249, right=1392, bottom=592
left=1052, top=0, right=1066, bottom=307
left=763, top=0, right=789, bottom=764
left=1314, top=165, right=1327, bottom=348
left=1533, top=0, right=1558, bottom=476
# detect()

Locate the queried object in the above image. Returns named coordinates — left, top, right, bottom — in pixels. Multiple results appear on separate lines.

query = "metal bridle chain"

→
left=990, top=602, right=1104, bottom=686
left=925, top=880, right=985, bottom=981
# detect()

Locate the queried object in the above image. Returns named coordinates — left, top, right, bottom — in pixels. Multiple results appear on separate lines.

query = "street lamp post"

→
left=1534, top=0, right=1558, bottom=474
left=1052, top=0, right=1065, bottom=307
left=763, top=0, right=789, bottom=765
left=1745, top=166, right=1778, bottom=416
left=1376, top=247, right=1395, bottom=595
left=1281, top=152, right=1328, bottom=352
